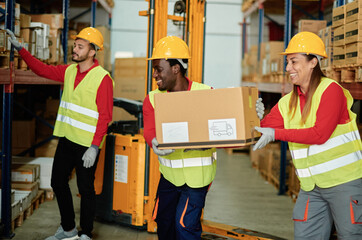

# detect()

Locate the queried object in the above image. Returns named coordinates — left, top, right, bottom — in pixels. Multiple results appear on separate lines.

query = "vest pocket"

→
left=293, top=195, right=309, bottom=222
left=350, top=195, right=362, bottom=224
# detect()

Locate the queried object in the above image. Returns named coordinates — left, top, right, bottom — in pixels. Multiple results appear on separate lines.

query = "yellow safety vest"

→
left=149, top=81, right=217, bottom=187
left=279, top=77, right=362, bottom=191
left=53, top=64, right=113, bottom=148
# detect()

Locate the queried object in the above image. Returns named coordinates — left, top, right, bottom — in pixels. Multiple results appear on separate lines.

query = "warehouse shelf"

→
left=0, top=69, right=62, bottom=85
left=1, top=0, right=113, bottom=238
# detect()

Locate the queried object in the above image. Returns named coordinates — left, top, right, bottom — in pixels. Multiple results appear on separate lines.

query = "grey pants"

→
left=293, top=178, right=362, bottom=240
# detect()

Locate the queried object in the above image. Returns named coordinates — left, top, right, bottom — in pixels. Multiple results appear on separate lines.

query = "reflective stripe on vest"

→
left=296, top=151, right=362, bottom=178
left=278, top=77, right=362, bottom=191
left=60, top=101, right=99, bottom=119
left=56, top=114, right=96, bottom=133
left=291, top=130, right=361, bottom=160
left=158, top=154, right=216, bottom=168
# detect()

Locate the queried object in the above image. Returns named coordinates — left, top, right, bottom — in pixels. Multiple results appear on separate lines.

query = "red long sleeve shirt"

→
left=261, top=82, right=350, bottom=145
left=143, top=78, right=194, bottom=147
left=19, top=48, right=113, bottom=146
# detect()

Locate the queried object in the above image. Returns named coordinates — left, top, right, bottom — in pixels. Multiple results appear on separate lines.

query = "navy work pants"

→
left=153, top=174, right=210, bottom=240
left=51, top=137, right=99, bottom=238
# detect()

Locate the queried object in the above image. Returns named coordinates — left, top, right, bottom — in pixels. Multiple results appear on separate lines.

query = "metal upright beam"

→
left=242, top=18, right=247, bottom=60
left=91, top=0, right=97, bottom=27
left=257, top=3, right=264, bottom=63
left=278, top=0, right=293, bottom=196
left=2, top=0, right=15, bottom=237
left=62, top=0, right=70, bottom=64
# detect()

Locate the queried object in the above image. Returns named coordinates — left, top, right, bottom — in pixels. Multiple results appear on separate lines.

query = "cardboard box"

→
left=20, top=14, right=31, bottom=28
left=0, top=163, right=39, bottom=183
left=345, top=20, right=362, bottom=44
left=0, top=29, right=6, bottom=52
left=12, top=157, right=54, bottom=189
left=333, top=45, right=345, bottom=66
left=298, top=19, right=327, bottom=34
left=29, top=14, right=64, bottom=29
left=324, top=26, right=333, bottom=47
left=113, top=57, right=146, bottom=121
left=333, top=25, right=345, bottom=47
left=345, top=42, right=362, bottom=65
left=154, top=87, right=261, bottom=149
left=346, top=0, right=362, bottom=23
left=332, top=5, right=346, bottom=28
left=321, top=47, right=333, bottom=68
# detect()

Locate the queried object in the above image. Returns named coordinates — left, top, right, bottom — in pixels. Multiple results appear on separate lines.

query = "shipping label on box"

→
left=154, top=87, right=261, bottom=149
left=346, top=0, right=362, bottom=23
left=333, top=25, right=345, bottom=47
left=332, top=5, right=346, bottom=28
left=345, top=20, right=362, bottom=44
left=333, top=45, right=345, bottom=67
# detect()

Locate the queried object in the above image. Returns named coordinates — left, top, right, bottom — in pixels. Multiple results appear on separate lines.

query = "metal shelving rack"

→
left=0, top=0, right=112, bottom=238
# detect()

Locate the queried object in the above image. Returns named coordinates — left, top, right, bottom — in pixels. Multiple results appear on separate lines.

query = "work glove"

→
left=152, top=137, right=174, bottom=156
left=6, top=29, right=23, bottom=51
left=82, top=145, right=99, bottom=168
left=256, top=98, right=265, bottom=120
left=253, top=127, right=275, bottom=151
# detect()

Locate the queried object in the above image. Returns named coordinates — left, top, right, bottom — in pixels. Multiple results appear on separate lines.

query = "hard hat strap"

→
left=176, top=59, right=188, bottom=69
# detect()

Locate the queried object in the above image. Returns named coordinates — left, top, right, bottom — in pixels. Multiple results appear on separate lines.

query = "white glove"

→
left=253, top=127, right=275, bottom=151
left=6, top=29, right=22, bottom=51
left=256, top=98, right=265, bottom=120
left=152, top=138, right=174, bottom=156
left=82, top=145, right=99, bottom=168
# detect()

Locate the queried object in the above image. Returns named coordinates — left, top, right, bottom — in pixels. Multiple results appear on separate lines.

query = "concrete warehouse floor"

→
left=12, top=149, right=295, bottom=240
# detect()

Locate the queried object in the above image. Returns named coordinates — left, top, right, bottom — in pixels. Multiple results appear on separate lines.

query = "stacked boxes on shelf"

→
left=319, top=26, right=333, bottom=69
left=29, top=14, right=64, bottom=64
left=332, top=4, right=346, bottom=67
left=345, top=1, right=362, bottom=65
left=0, top=3, right=21, bottom=68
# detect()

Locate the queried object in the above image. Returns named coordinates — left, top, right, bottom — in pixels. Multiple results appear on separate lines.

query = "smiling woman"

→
left=253, top=31, right=362, bottom=240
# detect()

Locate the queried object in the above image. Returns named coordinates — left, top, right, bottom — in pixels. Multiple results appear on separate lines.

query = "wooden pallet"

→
left=330, top=65, right=362, bottom=83
left=13, top=190, right=45, bottom=230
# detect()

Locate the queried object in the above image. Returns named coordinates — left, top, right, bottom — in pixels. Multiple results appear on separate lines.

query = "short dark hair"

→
left=167, top=59, right=188, bottom=76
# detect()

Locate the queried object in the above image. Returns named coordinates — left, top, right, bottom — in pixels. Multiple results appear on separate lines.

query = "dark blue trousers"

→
left=154, top=174, right=210, bottom=240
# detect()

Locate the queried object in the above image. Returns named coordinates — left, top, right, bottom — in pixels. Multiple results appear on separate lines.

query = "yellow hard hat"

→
left=148, top=36, right=191, bottom=60
left=72, top=27, right=104, bottom=51
left=281, top=31, right=327, bottom=58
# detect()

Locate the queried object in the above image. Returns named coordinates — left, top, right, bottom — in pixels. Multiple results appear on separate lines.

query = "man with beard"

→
left=6, top=27, right=114, bottom=240
left=143, top=36, right=217, bottom=240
